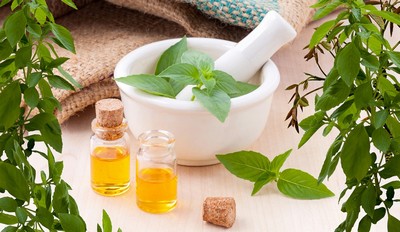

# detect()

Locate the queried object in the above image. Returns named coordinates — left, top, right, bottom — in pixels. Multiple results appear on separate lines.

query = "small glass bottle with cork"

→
left=90, top=98, right=130, bottom=196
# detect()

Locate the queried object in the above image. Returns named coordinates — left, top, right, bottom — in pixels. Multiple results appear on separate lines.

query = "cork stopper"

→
left=203, top=197, right=236, bottom=228
left=92, top=98, right=127, bottom=141
left=95, top=98, right=124, bottom=128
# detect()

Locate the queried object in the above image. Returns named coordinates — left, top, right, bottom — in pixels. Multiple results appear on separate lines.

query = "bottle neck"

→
left=139, top=130, right=175, bottom=159
left=92, top=118, right=128, bottom=141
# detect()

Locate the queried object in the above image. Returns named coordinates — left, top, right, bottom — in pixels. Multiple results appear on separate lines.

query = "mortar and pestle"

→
left=114, top=11, right=296, bottom=166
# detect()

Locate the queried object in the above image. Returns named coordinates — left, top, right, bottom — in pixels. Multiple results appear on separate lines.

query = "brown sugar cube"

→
left=203, top=197, right=236, bottom=228
left=95, top=98, right=124, bottom=127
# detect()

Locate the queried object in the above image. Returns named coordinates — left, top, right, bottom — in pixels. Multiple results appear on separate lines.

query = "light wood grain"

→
left=32, top=16, right=400, bottom=232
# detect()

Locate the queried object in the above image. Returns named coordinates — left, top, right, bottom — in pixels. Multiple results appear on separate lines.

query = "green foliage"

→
left=287, top=0, right=400, bottom=230
left=97, top=210, right=122, bottom=232
left=115, top=37, right=258, bottom=122
left=217, top=150, right=334, bottom=198
left=0, top=1, right=120, bottom=231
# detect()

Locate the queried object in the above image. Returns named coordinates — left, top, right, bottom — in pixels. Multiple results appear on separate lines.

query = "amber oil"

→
left=136, top=130, right=177, bottom=213
left=136, top=167, right=177, bottom=213
left=91, top=146, right=130, bottom=196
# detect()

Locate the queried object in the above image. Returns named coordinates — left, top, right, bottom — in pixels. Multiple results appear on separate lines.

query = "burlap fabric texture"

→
left=1, top=0, right=316, bottom=123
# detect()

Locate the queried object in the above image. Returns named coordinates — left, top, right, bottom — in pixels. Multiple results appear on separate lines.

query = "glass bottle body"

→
left=90, top=120, right=130, bottom=196
left=136, top=130, right=177, bottom=213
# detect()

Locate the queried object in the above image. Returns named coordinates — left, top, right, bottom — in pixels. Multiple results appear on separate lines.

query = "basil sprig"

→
left=116, top=37, right=258, bottom=122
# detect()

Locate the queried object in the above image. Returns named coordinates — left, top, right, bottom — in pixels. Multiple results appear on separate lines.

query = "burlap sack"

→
left=1, top=0, right=316, bottom=123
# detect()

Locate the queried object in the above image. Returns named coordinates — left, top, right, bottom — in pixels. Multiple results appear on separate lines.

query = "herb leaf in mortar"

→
left=216, top=150, right=334, bottom=198
left=116, top=37, right=259, bottom=122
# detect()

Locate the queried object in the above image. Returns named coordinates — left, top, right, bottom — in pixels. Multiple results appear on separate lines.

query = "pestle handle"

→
left=214, top=11, right=297, bottom=82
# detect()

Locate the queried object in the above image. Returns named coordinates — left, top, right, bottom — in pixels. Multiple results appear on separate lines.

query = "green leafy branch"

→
left=116, top=37, right=258, bottom=122
left=0, top=0, right=120, bottom=231
left=216, top=150, right=334, bottom=199
left=286, top=0, right=400, bottom=231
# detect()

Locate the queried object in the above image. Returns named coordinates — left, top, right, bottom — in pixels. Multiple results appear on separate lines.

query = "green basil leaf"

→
left=336, top=42, right=360, bottom=86
left=181, top=50, right=214, bottom=74
left=116, top=75, right=175, bottom=98
left=341, top=125, right=371, bottom=182
left=372, top=128, right=391, bottom=152
left=343, top=186, right=364, bottom=231
left=192, top=87, right=230, bottom=122
left=277, top=169, right=334, bottom=199
left=61, top=0, right=77, bottom=9
left=371, top=207, right=385, bottom=224
left=26, top=113, right=62, bottom=152
left=377, top=76, right=397, bottom=97
left=201, top=76, right=216, bottom=91
left=270, top=149, right=292, bottom=173
left=382, top=181, right=400, bottom=189
left=47, top=75, right=75, bottom=91
left=229, top=81, right=258, bottom=98
left=169, top=79, right=186, bottom=96
left=313, top=0, right=343, bottom=20
left=251, top=171, right=276, bottom=196
left=4, top=10, right=26, bottom=48
left=158, top=63, right=199, bottom=86
left=58, top=66, right=82, bottom=88
left=155, top=37, right=187, bottom=75
left=0, top=39, right=13, bottom=60
left=354, top=82, right=373, bottom=109
left=216, top=151, right=270, bottom=182
left=358, top=215, right=372, bottom=232
left=97, top=224, right=103, bottom=232
left=298, top=121, right=324, bottom=148
left=68, top=195, right=79, bottom=215
left=0, top=81, right=21, bottom=129
left=24, top=87, right=40, bottom=108
left=2, top=225, right=18, bottom=232
left=38, top=79, right=54, bottom=98
left=36, top=207, right=54, bottom=229
left=387, top=116, right=400, bottom=138
left=309, top=19, right=336, bottom=48
left=0, top=162, right=30, bottom=201
left=49, top=23, right=75, bottom=53
left=299, top=111, right=324, bottom=131
left=15, top=45, right=32, bottom=68
left=212, top=70, right=240, bottom=95
left=387, top=51, right=400, bottom=69
left=0, top=197, right=18, bottom=212
left=318, top=137, right=342, bottom=183
left=316, top=79, right=350, bottom=111
left=369, top=10, right=400, bottom=25
left=380, top=155, right=400, bottom=179
left=0, top=213, right=18, bottom=225
left=388, top=215, right=400, bottom=232
left=102, top=210, right=112, bottom=232
left=0, top=0, right=12, bottom=7
left=59, top=213, right=86, bottom=232
left=361, top=183, right=376, bottom=218
left=361, top=54, right=380, bottom=71
left=16, top=207, right=27, bottom=224
left=372, top=110, right=389, bottom=129
left=34, top=6, right=47, bottom=25
left=53, top=181, right=70, bottom=213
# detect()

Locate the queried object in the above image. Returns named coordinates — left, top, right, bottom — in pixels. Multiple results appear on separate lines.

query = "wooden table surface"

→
left=33, top=16, right=399, bottom=232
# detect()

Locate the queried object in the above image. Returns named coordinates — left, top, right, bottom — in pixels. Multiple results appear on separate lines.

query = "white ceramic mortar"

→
left=114, top=38, right=280, bottom=166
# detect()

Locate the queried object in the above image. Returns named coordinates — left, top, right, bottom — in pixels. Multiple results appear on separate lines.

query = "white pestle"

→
left=176, top=10, right=297, bottom=101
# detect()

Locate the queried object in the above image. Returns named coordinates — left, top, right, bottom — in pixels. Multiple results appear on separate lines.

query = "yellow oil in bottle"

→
left=136, top=167, right=177, bottom=213
left=91, top=146, right=130, bottom=196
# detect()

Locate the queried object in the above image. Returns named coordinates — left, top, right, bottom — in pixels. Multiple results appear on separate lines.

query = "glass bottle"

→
left=90, top=99, right=130, bottom=196
left=136, top=130, right=177, bottom=213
